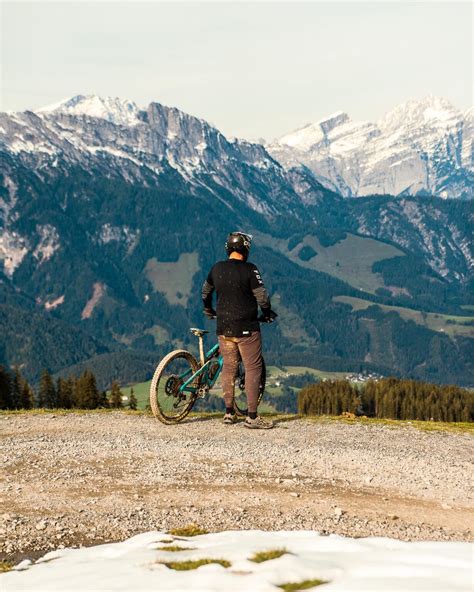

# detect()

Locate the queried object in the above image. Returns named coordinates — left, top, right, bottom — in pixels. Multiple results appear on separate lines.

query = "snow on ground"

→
left=1, top=530, right=471, bottom=592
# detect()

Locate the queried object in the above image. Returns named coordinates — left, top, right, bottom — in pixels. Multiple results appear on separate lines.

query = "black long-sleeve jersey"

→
left=202, top=259, right=271, bottom=337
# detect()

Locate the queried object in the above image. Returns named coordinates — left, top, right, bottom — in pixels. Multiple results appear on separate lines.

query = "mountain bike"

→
left=149, top=327, right=266, bottom=424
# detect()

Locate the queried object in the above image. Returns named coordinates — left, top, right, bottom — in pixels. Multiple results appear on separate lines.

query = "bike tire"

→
left=150, top=349, right=200, bottom=424
left=233, top=358, right=266, bottom=417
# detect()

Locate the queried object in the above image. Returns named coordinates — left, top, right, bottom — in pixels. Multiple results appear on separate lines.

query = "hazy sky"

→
left=1, top=1, right=472, bottom=139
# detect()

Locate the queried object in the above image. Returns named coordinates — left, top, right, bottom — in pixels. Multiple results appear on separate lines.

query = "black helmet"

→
left=225, top=231, right=253, bottom=260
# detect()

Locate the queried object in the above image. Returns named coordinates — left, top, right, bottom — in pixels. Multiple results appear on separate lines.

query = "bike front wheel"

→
left=233, top=358, right=266, bottom=417
left=150, top=349, right=200, bottom=424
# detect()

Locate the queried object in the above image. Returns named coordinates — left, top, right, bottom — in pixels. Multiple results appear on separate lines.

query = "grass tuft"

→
left=168, top=524, right=209, bottom=537
left=160, top=558, right=231, bottom=570
left=0, top=561, right=14, bottom=573
left=305, top=415, right=474, bottom=434
left=279, top=579, right=328, bottom=591
left=250, top=548, right=289, bottom=563
left=158, top=545, right=193, bottom=552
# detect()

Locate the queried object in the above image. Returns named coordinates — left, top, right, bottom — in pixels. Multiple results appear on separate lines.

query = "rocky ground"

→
left=0, top=412, right=472, bottom=563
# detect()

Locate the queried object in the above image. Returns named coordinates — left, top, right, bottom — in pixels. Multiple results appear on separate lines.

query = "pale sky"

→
left=1, top=1, right=472, bottom=140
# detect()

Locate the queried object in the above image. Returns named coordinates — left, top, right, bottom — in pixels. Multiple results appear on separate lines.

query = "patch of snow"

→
left=38, top=95, right=140, bottom=127
left=99, top=223, right=122, bottom=244
left=44, top=295, right=65, bottom=310
left=8, top=138, right=58, bottom=156
left=1, top=530, right=471, bottom=592
left=86, top=146, right=143, bottom=167
left=0, top=176, right=18, bottom=225
left=0, top=231, right=28, bottom=277
left=98, top=224, right=139, bottom=253
left=33, top=225, right=60, bottom=263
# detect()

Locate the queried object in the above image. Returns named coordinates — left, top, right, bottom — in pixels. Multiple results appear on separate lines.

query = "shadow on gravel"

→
left=179, top=414, right=302, bottom=426
left=181, top=415, right=222, bottom=424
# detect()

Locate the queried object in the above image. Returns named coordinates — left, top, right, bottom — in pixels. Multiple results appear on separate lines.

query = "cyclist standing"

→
left=202, top=232, right=277, bottom=429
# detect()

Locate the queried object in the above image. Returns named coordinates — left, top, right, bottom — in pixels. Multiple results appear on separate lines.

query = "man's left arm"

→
left=202, top=269, right=216, bottom=318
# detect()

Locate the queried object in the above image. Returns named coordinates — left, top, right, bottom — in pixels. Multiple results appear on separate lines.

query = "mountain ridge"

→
left=0, top=95, right=472, bottom=385
left=268, top=95, right=473, bottom=200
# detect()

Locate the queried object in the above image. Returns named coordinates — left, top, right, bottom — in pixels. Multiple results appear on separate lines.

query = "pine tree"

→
left=110, top=381, right=123, bottom=408
left=20, top=380, right=34, bottom=410
left=128, top=387, right=138, bottom=410
left=98, top=390, right=109, bottom=408
left=39, top=369, right=57, bottom=408
left=74, top=370, right=101, bottom=409
left=56, top=377, right=74, bottom=409
left=10, top=368, right=22, bottom=410
left=0, top=366, right=12, bottom=409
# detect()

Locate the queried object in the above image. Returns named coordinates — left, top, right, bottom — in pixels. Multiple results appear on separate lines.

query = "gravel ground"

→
left=0, top=412, right=472, bottom=562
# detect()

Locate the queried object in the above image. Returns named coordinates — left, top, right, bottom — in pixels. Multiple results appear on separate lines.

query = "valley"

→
left=333, top=296, right=474, bottom=338
left=0, top=95, right=472, bottom=388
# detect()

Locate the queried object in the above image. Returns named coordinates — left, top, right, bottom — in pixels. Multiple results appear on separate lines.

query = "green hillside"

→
left=254, top=231, right=404, bottom=294
left=333, top=296, right=474, bottom=338
left=118, top=364, right=350, bottom=411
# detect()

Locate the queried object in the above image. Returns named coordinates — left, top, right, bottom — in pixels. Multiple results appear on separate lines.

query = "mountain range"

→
left=0, top=95, right=472, bottom=387
left=268, top=96, right=473, bottom=200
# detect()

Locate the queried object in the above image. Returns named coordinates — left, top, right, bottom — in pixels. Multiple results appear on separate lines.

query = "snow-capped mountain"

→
left=0, top=94, right=473, bottom=386
left=0, top=95, right=332, bottom=282
left=0, top=94, right=326, bottom=219
left=0, top=95, right=472, bottom=284
left=267, top=96, right=473, bottom=199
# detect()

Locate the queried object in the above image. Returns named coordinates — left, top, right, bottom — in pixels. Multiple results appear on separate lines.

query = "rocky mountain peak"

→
left=378, top=96, right=461, bottom=132
left=318, top=111, right=350, bottom=134
left=277, top=111, right=351, bottom=151
left=37, top=95, right=140, bottom=127
left=268, top=97, right=472, bottom=199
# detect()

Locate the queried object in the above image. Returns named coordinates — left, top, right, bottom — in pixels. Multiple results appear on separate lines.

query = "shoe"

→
left=244, top=416, right=274, bottom=429
left=223, top=412, right=237, bottom=424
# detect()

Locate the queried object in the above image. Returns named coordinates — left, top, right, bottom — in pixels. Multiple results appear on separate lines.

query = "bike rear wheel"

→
left=150, top=349, right=200, bottom=424
left=233, top=358, right=266, bottom=416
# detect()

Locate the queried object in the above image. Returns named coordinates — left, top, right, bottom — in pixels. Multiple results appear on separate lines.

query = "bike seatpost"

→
left=198, top=335, right=205, bottom=366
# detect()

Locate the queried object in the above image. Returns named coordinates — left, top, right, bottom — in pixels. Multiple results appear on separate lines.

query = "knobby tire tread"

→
left=150, top=349, right=200, bottom=424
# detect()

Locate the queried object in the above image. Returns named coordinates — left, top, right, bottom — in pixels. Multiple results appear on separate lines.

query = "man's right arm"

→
left=250, top=265, right=277, bottom=321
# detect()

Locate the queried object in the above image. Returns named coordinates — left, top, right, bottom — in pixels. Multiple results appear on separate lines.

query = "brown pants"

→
left=218, top=331, right=262, bottom=414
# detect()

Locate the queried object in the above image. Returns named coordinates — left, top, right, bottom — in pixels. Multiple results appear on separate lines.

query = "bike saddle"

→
left=190, top=327, right=209, bottom=337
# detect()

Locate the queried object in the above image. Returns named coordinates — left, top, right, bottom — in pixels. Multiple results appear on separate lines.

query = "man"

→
left=202, top=232, right=277, bottom=429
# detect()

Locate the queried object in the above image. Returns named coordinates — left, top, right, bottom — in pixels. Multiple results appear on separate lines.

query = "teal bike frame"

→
left=178, top=342, right=223, bottom=396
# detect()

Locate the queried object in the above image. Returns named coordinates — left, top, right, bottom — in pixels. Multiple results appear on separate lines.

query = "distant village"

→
left=343, top=372, right=384, bottom=384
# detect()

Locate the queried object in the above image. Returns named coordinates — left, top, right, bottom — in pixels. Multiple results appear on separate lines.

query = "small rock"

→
left=289, top=492, right=300, bottom=498
left=334, top=507, right=345, bottom=518
left=275, top=477, right=282, bottom=484
left=388, top=514, right=399, bottom=520
left=441, top=503, right=452, bottom=510
left=35, top=520, right=47, bottom=531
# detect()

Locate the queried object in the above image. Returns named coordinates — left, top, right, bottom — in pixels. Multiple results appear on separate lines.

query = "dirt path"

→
left=1, top=412, right=472, bottom=562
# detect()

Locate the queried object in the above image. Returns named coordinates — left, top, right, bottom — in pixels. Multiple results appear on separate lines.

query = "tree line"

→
left=298, top=378, right=473, bottom=422
left=0, top=366, right=138, bottom=411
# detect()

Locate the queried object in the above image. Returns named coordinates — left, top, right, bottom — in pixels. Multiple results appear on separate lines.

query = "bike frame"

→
left=178, top=342, right=223, bottom=395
